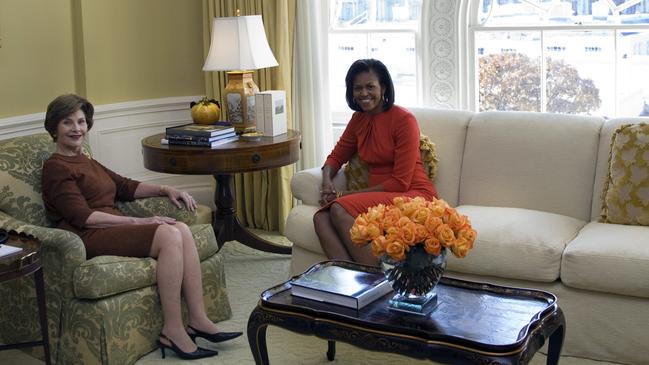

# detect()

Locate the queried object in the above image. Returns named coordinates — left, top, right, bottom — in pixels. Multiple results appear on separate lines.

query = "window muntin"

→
left=472, top=0, right=649, bottom=117
left=328, top=0, right=422, bottom=125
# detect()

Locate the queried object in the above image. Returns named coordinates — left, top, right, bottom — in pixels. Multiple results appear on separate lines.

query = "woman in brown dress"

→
left=41, top=94, right=241, bottom=360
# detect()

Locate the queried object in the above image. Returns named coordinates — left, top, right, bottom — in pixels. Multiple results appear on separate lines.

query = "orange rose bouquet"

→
left=350, top=196, right=477, bottom=296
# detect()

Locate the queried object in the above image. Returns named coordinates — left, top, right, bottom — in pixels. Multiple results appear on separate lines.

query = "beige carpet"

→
left=1, top=229, right=623, bottom=365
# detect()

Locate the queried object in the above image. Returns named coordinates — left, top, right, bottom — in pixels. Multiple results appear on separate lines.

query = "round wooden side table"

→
left=142, top=130, right=301, bottom=254
left=0, top=230, right=51, bottom=364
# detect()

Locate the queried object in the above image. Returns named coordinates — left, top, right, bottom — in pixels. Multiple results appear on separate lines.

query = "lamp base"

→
left=224, top=71, right=259, bottom=134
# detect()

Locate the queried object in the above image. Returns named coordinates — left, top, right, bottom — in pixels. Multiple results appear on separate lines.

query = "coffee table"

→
left=247, top=261, right=565, bottom=365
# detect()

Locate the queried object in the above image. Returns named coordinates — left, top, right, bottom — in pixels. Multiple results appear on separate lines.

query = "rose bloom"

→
left=350, top=224, right=369, bottom=244
left=371, top=236, right=388, bottom=256
left=414, top=223, right=428, bottom=242
left=385, top=226, right=402, bottom=242
left=386, top=240, right=407, bottom=261
left=400, top=221, right=418, bottom=246
left=365, top=204, right=385, bottom=224
left=401, top=202, right=418, bottom=218
left=382, top=206, right=402, bottom=229
left=424, top=236, right=442, bottom=255
left=458, top=227, right=477, bottom=247
left=450, top=238, right=470, bottom=258
left=365, top=222, right=382, bottom=240
left=447, top=211, right=467, bottom=231
left=392, top=196, right=407, bottom=209
left=412, top=207, right=431, bottom=224
left=424, top=215, right=443, bottom=234
left=430, top=204, right=445, bottom=218
left=435, top=224, right=456, bottom=245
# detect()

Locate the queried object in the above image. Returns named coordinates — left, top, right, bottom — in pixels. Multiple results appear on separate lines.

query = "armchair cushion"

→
left=74, top=256, right=157, bottom=299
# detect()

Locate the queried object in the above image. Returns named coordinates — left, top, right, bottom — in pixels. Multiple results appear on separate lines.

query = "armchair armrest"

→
left=290, top=167, right=347, bottom=206
left=116, top=197, right=197, bottom=225
left=0, top=210, right=86, bottom=302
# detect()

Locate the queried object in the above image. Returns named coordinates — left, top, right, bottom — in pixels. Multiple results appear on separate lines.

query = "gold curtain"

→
left=202, top=0, right=295, bottom=233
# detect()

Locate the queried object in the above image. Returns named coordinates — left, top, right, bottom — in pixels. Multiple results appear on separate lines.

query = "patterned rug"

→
left=1, top=229, right=622, bottom=365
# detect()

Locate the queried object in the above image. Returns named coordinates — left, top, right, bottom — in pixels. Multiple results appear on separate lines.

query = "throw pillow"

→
left=600, top=123, right=649, bottom=225
left=344, top=134, right=439, bottom=191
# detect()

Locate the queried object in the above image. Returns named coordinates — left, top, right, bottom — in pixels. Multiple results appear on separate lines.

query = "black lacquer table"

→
left=247, top=261, right=565, bottom=365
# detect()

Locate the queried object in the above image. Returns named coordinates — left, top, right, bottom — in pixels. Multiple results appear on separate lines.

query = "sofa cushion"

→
left=409, top=108, right=472, bottom=207
left=450, top=205, right=586, bottom=282
left=562, top=221, right=649, bottom=298
left=459, top=111, right=603, bottom=221
left=600, top=123, right=649, bottom=226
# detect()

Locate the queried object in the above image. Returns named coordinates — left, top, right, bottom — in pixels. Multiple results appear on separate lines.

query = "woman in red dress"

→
left=41, top=94, right=241, bottom=360
left=314, top=59, right=437, bottom=265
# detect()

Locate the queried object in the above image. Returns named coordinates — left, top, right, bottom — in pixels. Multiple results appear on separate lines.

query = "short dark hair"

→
left=44, top=94, right=94, bottom=141
left=344, top=59, right=395, bottom=112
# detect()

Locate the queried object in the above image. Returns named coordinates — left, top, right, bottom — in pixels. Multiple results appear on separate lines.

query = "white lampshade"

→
left=203, top=15, right=279, bottom=71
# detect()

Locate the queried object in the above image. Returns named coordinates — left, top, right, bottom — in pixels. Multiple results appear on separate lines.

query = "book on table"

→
left=0, top=244, right=23, bottom=258
left=166, top=131, right=237, bottom=143
left=290, top=263, right=392, bottom=310
left=161, top=134, right=239, bottom=148
left=165, top=123, right=235, bottom=138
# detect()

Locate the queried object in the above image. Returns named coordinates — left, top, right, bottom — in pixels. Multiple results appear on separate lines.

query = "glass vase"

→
left=381, top=246, right=447, bottom=316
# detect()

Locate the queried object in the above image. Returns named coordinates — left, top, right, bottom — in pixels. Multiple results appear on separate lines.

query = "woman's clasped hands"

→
left=319, top=180, right=342, bottom=206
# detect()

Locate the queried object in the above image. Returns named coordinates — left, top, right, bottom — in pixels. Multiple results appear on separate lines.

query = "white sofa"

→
left=285, top=108, right=649, bottom=365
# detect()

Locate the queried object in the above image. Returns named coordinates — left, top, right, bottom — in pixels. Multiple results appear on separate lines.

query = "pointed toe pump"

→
left=186, top=325, right=243, bottom=344
left=157, top=333, right=219, bottom=360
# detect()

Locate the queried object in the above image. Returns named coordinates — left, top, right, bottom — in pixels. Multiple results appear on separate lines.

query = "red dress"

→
left=323, top=105, right=437, bottom=217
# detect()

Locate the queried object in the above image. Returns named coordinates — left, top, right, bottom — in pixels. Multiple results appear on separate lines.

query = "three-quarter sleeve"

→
left=381, top=114, right=421, bottom=192
left=97, top=162, right=140, bottom=202
left=323, top=113, right=360, bottom=171
left=42, top=160, right=95, bottom=229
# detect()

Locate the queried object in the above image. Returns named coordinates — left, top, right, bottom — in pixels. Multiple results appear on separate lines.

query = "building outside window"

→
left=328, top=0, right=423, bottom=134
left=471, top=0, right=649, bottom=118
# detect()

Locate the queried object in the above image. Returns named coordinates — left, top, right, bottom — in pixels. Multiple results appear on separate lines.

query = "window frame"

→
left=326, top=0, right=424, bottom=131
left=465, top=0, right=649, bottom=117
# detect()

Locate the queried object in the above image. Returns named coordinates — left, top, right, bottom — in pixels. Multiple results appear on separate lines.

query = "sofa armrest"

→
left=116, top=197, right=198, bottom=225
left=291, top=167, right=347, bottom=206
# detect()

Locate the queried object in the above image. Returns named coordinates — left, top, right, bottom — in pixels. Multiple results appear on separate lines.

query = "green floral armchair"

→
left=0, top=134, right=232, bottom=365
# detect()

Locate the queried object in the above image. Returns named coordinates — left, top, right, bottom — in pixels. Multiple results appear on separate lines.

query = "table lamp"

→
left=203, top=15, right=279, bottom=134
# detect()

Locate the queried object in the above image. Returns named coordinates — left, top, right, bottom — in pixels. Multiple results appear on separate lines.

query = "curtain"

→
left=202, top=0, right=296, bottom=233
left=292, top=0, right=332, bottom=169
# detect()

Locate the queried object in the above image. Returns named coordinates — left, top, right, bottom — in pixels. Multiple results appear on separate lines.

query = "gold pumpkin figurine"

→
left=190, top=97, right=221, bottom=125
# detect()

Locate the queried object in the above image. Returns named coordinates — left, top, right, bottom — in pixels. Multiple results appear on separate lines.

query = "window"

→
left=471, top=0, right=649, bottom=118
left=328, top=0, right=423, bottom=129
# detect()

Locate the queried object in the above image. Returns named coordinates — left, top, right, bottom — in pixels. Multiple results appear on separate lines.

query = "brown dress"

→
left=42, top=153, right=159, bottom=258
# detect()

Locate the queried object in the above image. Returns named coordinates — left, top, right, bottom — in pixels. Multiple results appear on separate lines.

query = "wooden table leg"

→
left=247, top=307, right=270, bottom=365
left=34, top=268, right=52, bottom=365
left=326, top=340, right=336, bottom=361
left=212, top=174, right=291, bottom=254
left=546, top=310, right=565, bottom=365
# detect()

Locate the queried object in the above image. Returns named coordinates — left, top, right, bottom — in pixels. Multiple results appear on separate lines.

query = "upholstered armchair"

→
left=0, top=134, right=231, bottom=365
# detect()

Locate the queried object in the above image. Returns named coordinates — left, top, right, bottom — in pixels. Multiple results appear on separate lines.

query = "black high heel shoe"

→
left=186, top=324, right=243, bottom=343
left=157, top=333, right=218, bottom=360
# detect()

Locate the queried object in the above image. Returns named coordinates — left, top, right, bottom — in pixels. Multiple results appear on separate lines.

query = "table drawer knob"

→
left=252, top=154, right=261, bottom=163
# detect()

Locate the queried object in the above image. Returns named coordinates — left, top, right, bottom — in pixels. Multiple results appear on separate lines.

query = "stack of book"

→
left=163, top=123, right=238, bottom=148
left=290, top=263, right=392, bottom=310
